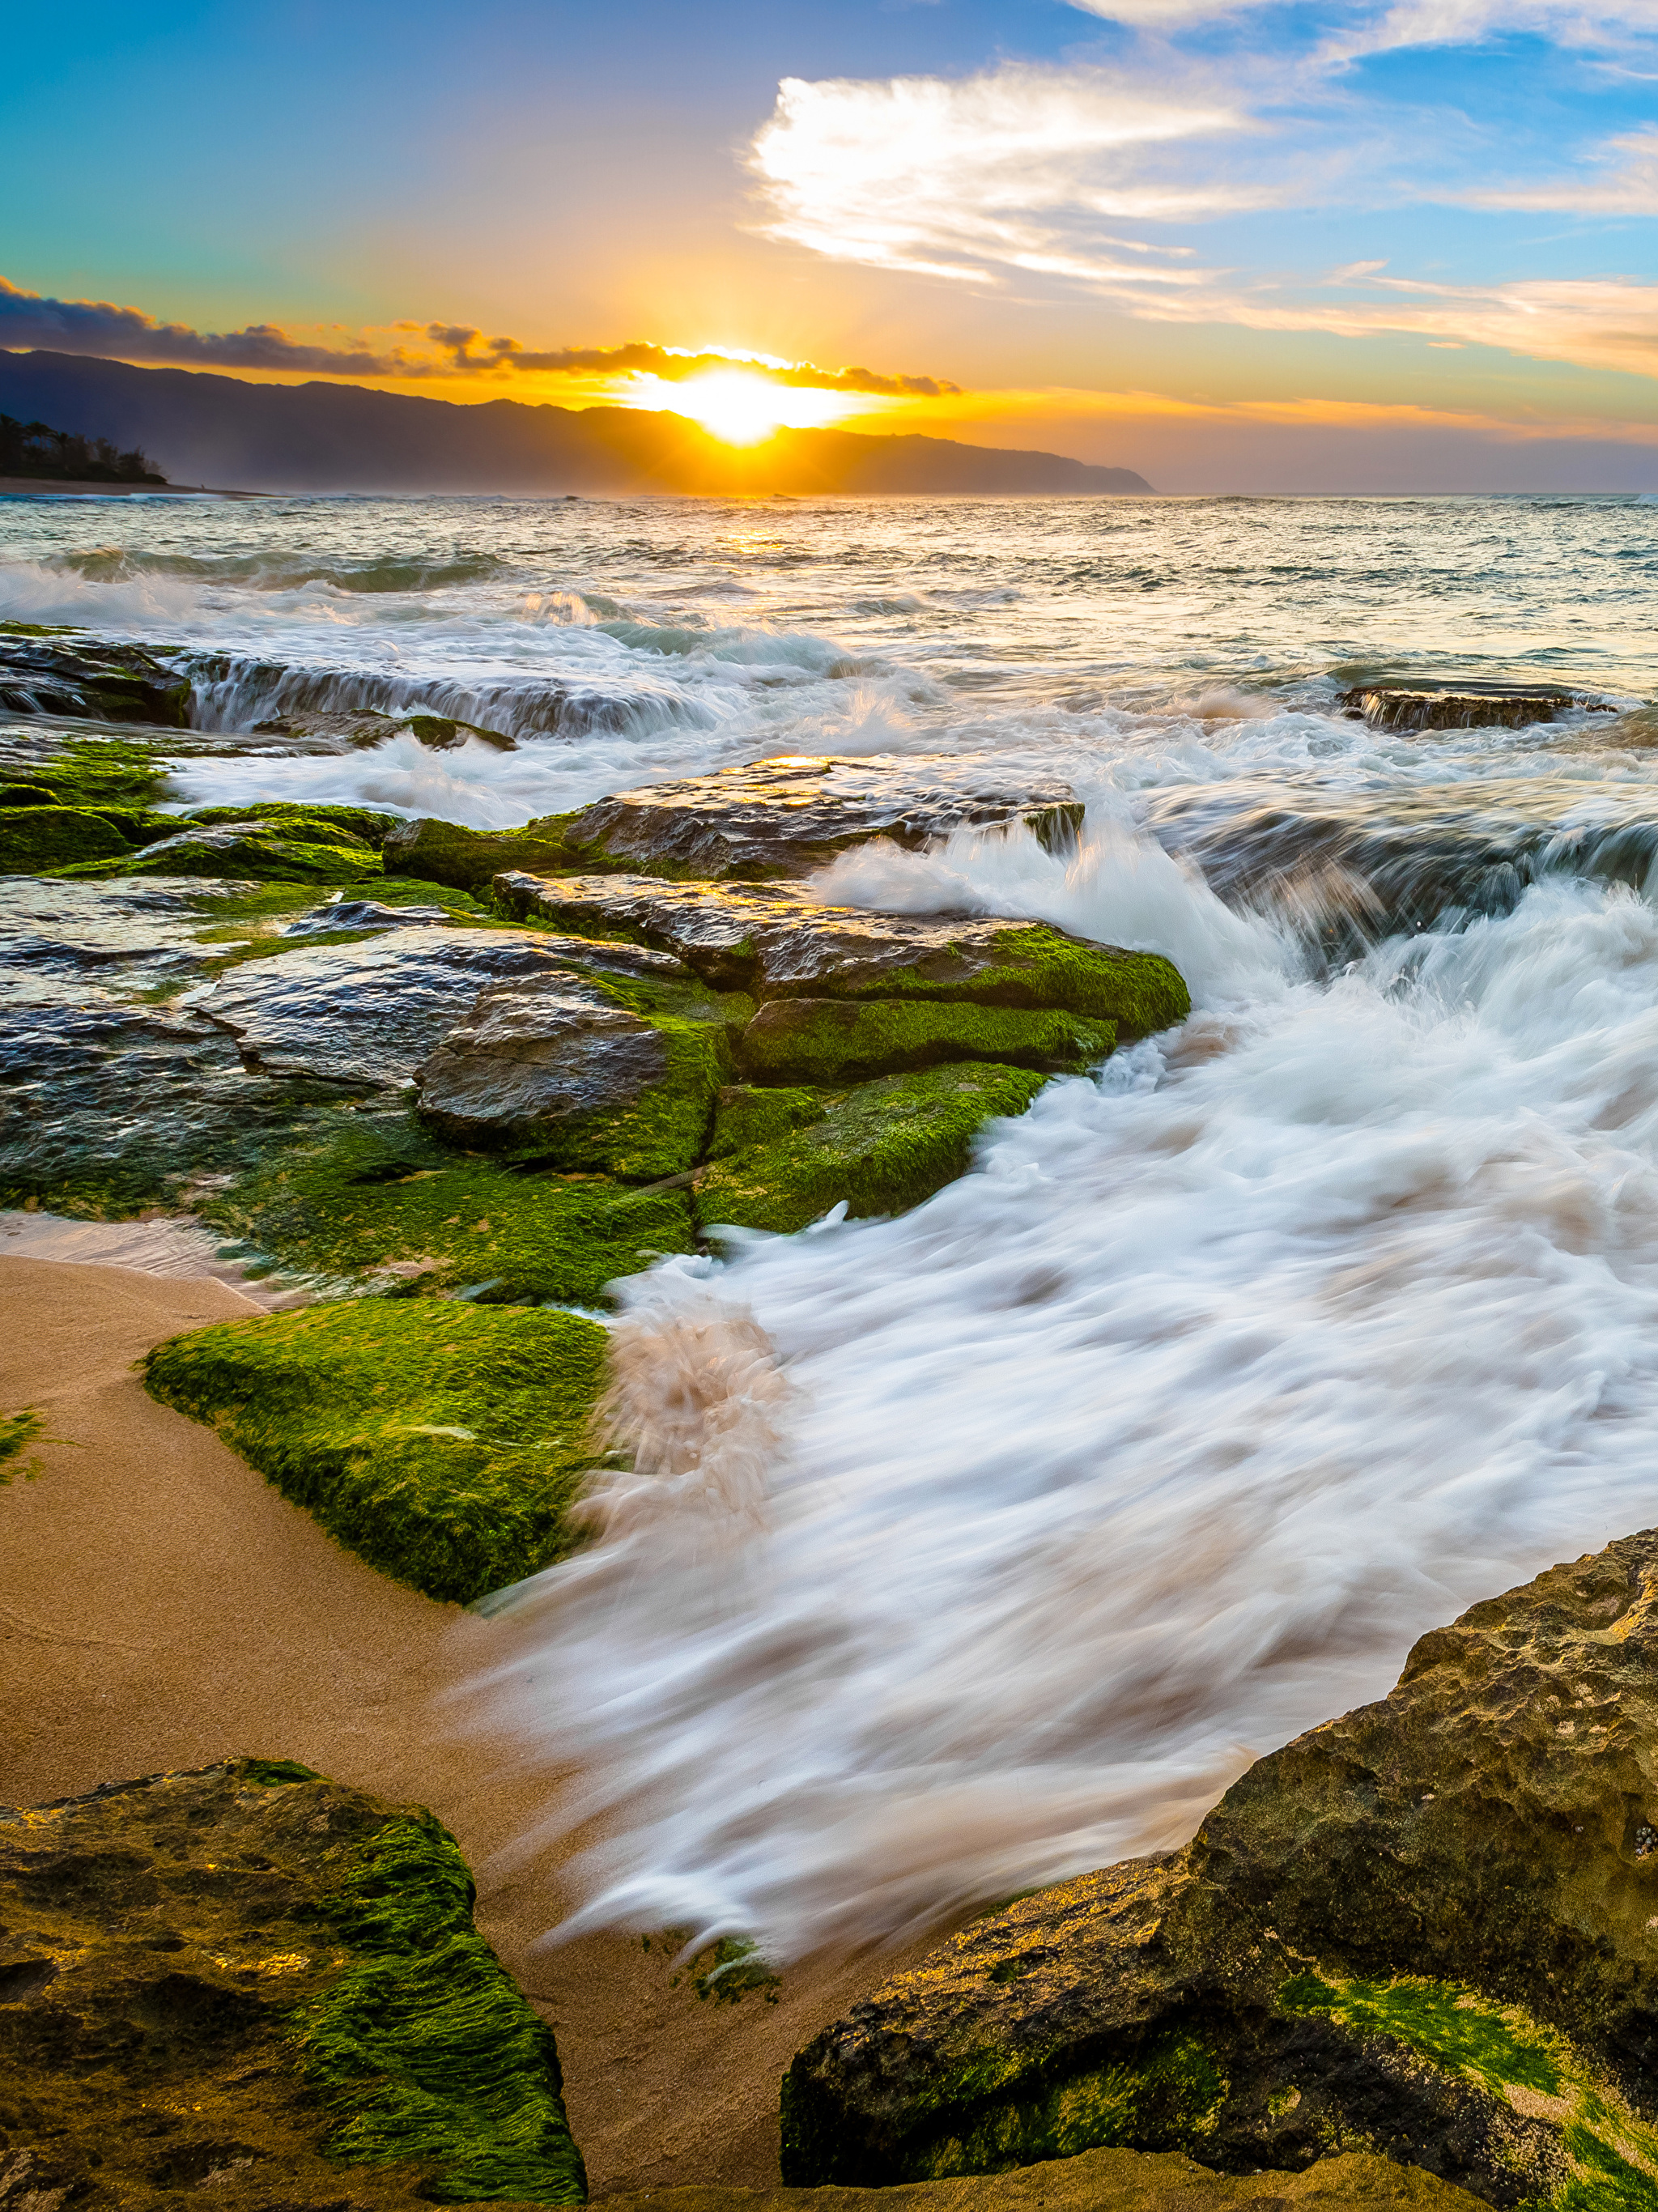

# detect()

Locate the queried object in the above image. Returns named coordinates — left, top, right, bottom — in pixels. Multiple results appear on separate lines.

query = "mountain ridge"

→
left=0, top=351, right=1153, bottom=498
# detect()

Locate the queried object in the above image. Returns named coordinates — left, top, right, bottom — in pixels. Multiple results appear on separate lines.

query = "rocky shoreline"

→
left=5, top=630, right=1658, bottom=2211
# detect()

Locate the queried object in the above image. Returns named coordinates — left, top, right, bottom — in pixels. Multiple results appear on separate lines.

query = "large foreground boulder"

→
left=784, top=1530, right=1658, bottom=2205
left=0, top=1759, right=585, bottom=2206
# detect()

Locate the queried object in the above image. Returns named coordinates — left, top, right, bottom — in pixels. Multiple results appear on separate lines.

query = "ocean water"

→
left=9, top=489, right=1658, bottom=1960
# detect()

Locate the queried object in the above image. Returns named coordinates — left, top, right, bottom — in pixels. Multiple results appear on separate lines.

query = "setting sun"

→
left=676, top=371, right=787, bottom=444
left=619, top=367, right=865, bottom=445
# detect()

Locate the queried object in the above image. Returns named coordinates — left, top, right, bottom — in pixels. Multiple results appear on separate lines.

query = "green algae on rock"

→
left=0, top=802, right=136, bottom=872
left=0, top=1759, right=585, bottom=2207
left=782, top=1530, right=1658, bottom=2207
left=737, top=998, right=1115, bottom=1084
left=198, top=1102, right=697, bottom=1306
left=145, top=1298, right=610, bottom=1600
left=62, top=819, right=388, bottom=885
left=699, top=1065, right=1048, bottom=1236
left=591, top=2146, right=1483, bottom=2212
left=383, top=815, right=593, bottom=891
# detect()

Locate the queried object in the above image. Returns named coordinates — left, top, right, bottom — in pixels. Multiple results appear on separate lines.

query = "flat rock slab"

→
left=595, top=2147, right=1482, bottom=2212
left=785, top=1530, right=1658, bottom=2202
left=495, top=872, right=1188, bottom=1032
left=1338, top=683, right=1616, bottom=730
left=560, top=755, right=1085, bottom=880
left=0, top=1758, right=584, bottom=2208
left=179, top=925, right=687, bottom=1086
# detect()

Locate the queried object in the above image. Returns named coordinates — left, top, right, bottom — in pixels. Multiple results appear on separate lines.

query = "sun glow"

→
left=627, top=368, right=865, bottom=444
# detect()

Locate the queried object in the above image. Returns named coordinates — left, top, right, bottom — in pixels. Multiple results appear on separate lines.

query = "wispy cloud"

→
left=1469, top=122, right=1658, bottom=210
left=1063, top=0, right=1658, bottom=49
left=749, top=65, right=1256, bottom=284
left=0, top=280, right=954, bottom=400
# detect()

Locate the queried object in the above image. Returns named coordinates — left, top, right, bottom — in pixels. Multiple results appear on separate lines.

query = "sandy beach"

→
left=0, top=1253, right=895, bottom=2196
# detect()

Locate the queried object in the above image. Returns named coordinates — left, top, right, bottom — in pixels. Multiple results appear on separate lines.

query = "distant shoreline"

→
left=0, top=476, right=261, bottom=499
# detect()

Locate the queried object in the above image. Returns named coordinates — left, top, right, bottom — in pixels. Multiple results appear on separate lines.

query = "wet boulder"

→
left=556, top=755, right=1086, bottom=881
left=495, top=873, right=1189, bottom=1033
left=783, top=1530, right=1658, bottom=2204
left=699, top=1066, right=1047, bottom=1235
left=1338, top=683, right=1615, bottom=732
left=414, top=974, right=729, bottom=1178
left=0, top=1758, right=586, bottom=2206
left=0, top=634, right=190, bottom=725
left=736, top=997, right=1115, bottom=1084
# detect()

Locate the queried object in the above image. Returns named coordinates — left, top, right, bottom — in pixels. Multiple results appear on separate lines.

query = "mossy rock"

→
left=0, top=803, right=134, bottom=872
left=60, top=821, right=386, bottom=884
left=185, top=799, right=406, bottom=844
left=784, top=1531, right=1658, bottom=2206
left=0, top=729, right=173, bottom=811
left=0, top=1758, right=586, bottom=2206
left=0, top=634, right=190, bottom=725
left=145, top=1297, right=611, bottom=1601
left=737, top=998, right=1115, bottom=1084
left=699, top=1064, right=1047, bottom=1235
left=197, top=1103, right=697, bottom=1304
left=383, top=815, right=589, bottom=891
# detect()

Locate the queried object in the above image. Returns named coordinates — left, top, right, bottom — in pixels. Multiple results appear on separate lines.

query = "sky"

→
left=6, top=0, right=1658, bottom=490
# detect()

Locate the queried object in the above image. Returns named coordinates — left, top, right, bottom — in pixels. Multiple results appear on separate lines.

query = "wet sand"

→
left=0, top=1253, right=895, bottom=2193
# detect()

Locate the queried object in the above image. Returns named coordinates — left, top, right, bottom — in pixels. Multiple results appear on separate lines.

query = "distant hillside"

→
left=0, top=351, right=1153, bottom=498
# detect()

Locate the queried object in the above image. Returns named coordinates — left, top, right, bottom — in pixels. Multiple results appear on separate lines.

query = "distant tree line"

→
left=0, top=414, right=166, bottom=484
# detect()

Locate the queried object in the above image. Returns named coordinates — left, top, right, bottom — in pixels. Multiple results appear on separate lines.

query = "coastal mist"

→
left=13, top=489, right=1658, bottom=1963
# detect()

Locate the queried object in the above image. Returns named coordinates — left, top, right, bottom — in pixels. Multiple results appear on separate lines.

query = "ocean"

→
left=8, top=487, right=1658, bottom=1961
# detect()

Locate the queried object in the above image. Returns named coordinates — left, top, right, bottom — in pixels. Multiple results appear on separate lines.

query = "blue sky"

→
left=6, top=0, right=1658, bottom=487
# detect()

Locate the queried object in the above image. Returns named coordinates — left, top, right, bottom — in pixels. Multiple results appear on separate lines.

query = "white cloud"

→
left=747, top=65, right=1257, bottom=284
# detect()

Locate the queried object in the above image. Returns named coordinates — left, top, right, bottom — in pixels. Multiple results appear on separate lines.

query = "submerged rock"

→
left=1338, top=684, right=1614, bottom=732
left=0, top=1758, right=585, bottom=2205
left=784, top=1530, right=1658, bottom=2203
left=0, top=634, right=189, bottom=725
left=146, top=1298, right=611, bottom=1599
left=699, top=1066, right=1048, bottom=1235
left=495, top=873, right=1188, bottom=1032
left=593, top=2146, right=1480, bottom=2212
left=415, top=975, right=729, bottom=1177
left=556, top=755, right=1086, bottom=881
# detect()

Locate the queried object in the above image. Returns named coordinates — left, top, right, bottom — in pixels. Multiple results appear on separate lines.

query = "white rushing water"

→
left=8, top=489, right=1658, bottom=1959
